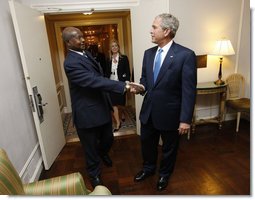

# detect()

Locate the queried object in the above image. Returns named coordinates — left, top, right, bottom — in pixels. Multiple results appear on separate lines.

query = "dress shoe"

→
left=113, top=123, right=121, bottom=132
left=134, top=170, right=154, bottom=182
left=157, top=176, right=169, bottom=191
left=100, top=154, right=112, bottom=167
left=90, top=176, right=103, bottom=188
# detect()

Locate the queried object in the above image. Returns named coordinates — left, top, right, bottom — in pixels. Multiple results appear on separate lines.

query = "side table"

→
left=188, top=82, right=227, bottom=139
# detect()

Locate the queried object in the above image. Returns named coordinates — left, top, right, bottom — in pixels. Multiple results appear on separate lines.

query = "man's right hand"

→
left=129, top=82, right=145, bottom=94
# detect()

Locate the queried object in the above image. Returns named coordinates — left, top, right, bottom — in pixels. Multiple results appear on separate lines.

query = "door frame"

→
left=45, top=11, right=135, bottom=114
left=55, top=18, right=125, bottom=113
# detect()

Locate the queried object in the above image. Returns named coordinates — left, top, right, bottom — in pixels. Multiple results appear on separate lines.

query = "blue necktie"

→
left=153, top=48, right=163, bottom=83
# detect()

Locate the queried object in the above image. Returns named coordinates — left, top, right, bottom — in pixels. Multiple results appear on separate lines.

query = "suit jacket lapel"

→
left=84, top=50, right=104, bottom=74
left=148, top=47, right=158, bottom=87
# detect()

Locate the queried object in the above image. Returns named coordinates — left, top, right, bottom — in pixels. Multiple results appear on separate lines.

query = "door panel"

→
left=9, top=0, right=65, bottom=169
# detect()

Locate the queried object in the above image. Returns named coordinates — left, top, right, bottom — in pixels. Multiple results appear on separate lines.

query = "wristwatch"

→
left=124, top=81, right=130, bottom=92
left=125, top=83, right=130, bottom=90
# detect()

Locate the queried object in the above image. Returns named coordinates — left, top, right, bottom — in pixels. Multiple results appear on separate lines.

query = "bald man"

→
left=62, top=27, right=131, bottom=188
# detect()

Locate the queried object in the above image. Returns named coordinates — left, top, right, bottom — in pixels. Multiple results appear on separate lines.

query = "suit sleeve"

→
left=180, top=51, right=197, bottom=124
left=65, top=59, right=125, bottom=94
left=140, top=51, right=148, bottom=91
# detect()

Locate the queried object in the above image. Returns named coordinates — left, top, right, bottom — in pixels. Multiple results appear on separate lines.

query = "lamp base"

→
left=214, top=79, right=225, bottom=85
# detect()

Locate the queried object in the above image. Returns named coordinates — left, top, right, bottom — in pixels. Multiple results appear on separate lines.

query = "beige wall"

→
left=131, top=0, right=250, bottom=133
left=236, top=0, right=250, bottom=97
left=171, top=0, right=249, bottom=89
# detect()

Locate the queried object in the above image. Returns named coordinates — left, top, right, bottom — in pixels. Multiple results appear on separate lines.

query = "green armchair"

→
left=0, top=148, right=111, bottom=195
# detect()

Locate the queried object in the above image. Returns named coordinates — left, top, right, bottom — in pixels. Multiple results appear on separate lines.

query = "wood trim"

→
left=45, top=11, right=134, bottom=112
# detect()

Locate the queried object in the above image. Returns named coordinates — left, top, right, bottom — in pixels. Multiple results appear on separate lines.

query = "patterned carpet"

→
left=63, top=106, right=137, bottom=143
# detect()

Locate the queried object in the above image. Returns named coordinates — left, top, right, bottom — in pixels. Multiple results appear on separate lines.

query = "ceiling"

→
left=31, top=0, right=140, bottom=13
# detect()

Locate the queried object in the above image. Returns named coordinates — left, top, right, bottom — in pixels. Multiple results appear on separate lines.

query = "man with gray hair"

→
left=133, top=13, right=197, bottom=191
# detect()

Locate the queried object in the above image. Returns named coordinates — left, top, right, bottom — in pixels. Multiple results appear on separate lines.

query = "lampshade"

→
left=212, top=38, right=235, bottom=86
left=212, top=39, right=235, bottom=56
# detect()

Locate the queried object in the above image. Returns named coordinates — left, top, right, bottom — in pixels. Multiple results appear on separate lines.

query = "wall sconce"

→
left=212, top=38, right=235, bottom=85
left=83, top=8, right=94, bottom=15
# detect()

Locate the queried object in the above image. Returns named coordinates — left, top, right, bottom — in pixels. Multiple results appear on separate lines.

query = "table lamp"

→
left=212, top=39, right=235, bottom=85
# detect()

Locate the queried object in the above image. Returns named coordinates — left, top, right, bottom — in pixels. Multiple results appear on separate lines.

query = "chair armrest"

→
left=24, top=172, right=89, bottom=195
left=89, top=185, right=112, bottom=195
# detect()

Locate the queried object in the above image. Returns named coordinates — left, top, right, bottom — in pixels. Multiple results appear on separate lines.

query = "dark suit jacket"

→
left=139, top=42, right=197, bottom=131
left=64, top=50, right=126, bottom=129
left=105, top=55, right=131, bottom=82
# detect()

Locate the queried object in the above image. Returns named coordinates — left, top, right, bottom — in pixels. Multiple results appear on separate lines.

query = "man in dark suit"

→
left=133, top=13, right=197, bottom=191
left=62, top=27, right=131, bottom=188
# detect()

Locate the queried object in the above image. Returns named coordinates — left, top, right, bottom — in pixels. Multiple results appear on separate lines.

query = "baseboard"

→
left=19, top=143, right=39, bottom=177
left=20, top=143, right=43, bottom=183
left=29, top=157, right=43, bottom=182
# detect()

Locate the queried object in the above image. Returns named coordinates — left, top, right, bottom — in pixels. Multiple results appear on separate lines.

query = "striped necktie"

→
left=153, top=48, right=163, bottom=83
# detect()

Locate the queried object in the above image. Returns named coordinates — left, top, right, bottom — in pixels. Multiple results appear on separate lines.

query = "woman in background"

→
left=105, top=39, right=131, bottom=132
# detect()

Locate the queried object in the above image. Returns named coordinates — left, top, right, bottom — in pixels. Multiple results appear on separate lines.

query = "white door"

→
left=9, top=0, right=65, bottom=170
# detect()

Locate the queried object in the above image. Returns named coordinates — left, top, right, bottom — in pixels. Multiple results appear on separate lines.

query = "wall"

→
left=0, top=0, right=41, bottom=183
left=236, top=0, right=250, bottom=97
left=131, top=0, right=249, bottom=130
left=170, top=0, right=249, bottom=120
left=170, top=0, right=250, bottom=119
left=252, top=3, right=255, bottom=107
left=170, top=0, right=249, bottom=85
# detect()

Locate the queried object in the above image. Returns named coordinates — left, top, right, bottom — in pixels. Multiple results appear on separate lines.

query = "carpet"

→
left=63, top=106, right=137, bottom=143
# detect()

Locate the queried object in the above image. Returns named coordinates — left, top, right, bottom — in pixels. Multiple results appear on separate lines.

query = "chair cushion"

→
left=0, top=148, right=25, bottom=195
left=89, top=185, right=112, bottom=195
left=226, top=98, right=250, bottom=112
left=24, top=172, right=89, bottom=195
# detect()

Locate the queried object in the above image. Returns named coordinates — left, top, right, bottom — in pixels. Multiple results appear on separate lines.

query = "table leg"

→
left=218, top=91, right=226, bottom=129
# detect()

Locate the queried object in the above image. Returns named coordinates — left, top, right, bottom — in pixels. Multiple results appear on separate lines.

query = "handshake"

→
left=125, top=81, right=145, bottom=94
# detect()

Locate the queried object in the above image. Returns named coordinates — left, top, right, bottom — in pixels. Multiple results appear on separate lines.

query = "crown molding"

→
left=31, top=0, right=140, bottom=13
